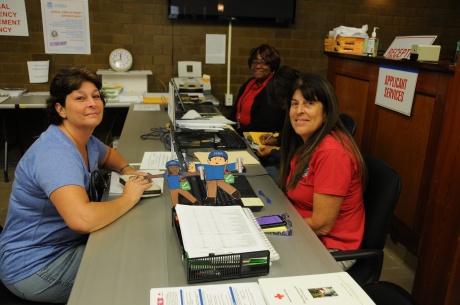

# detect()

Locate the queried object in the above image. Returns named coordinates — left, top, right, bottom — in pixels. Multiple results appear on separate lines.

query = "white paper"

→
left=41, top=0, right=91, bottom=54
left=150, top=282, right=267, bottom=305
left=133, top=104, right=160, bottom=111
left=174, top=205, right=268, bottom=259
left=181, top=110, right=202, bottom=119
left=258, top=272, right=375, bottom=304
left=0, top=96, right=10, bottom=103
left=27, top=60, right=50, bottom=83
left=206, top=34, right=226, bottom=64
left=0, top=0, right=29, bottom=36
left=176, top=117, right=235, bottom=129
left=140, top=151, right=176, bottom=170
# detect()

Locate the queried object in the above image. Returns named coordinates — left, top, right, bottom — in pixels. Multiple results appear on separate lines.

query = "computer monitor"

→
left=167, top=81, right=176, bottom=127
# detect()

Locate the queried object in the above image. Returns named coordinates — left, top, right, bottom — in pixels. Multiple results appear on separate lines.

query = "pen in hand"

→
left=264, top=132, right=276, bottom=142
left=258, top=189, right=272, bottom=204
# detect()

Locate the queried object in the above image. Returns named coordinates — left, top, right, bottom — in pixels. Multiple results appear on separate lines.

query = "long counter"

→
left=67, top=104, right=341, bottom=305
left=325, top=51, right=460, bottom=305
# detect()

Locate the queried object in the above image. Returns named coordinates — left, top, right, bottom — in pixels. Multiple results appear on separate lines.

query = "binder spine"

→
left=243, top=208, right=280, bottom=261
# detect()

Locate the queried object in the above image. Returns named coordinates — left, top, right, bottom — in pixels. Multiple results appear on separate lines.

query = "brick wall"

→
left=1, top=0, right=459, bottom=105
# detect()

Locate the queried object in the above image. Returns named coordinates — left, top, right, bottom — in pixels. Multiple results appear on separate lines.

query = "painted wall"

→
left=0, top=0, right=459, bottom=104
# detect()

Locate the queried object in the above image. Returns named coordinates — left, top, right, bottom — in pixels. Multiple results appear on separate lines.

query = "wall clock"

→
left=109, top=48, right=133, bottom=72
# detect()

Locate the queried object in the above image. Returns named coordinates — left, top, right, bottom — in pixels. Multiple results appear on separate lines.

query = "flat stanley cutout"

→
left=187, top=150, right=243, bottom=205
left=147, top=150, right=244, bottom=206
left=147, top=160, right=200, bottom=206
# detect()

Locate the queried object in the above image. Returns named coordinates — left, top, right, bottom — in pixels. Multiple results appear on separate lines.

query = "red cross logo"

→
left=274, top=293, right=285, bottom=299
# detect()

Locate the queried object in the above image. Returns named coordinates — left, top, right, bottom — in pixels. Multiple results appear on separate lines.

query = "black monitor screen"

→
left=168, top=0, right=296, bottom=25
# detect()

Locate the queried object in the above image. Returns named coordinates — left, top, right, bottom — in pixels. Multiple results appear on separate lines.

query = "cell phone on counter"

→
left=256, top=215, right=287, bottom=229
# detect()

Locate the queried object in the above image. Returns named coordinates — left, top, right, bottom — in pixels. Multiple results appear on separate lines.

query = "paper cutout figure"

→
left=150, top=160, right=199, bottom=206
left=188, top=150, right=242, bottom=205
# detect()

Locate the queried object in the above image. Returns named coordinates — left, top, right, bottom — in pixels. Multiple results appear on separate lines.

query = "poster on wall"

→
left=40, top=0, right=91, bottom=54
left=375, top=65, right=418, bottom=116
left=206, top=34, right=226, bottom=64
left=0, top=0, right=29, bottom=36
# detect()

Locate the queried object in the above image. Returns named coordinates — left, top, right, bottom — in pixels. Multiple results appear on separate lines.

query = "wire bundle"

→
left=140, top=127, right=171, bottom=150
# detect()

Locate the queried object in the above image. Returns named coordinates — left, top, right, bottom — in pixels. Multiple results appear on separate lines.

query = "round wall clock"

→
left=109, top=48, right=133, bottom=72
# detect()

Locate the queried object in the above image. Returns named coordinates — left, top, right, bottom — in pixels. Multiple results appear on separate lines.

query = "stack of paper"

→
left=174, top=204, right=275, bottom=260
left=176, top=116, right=235, bottom=130
left=150, top=272, right=376, bottom=305
left=101, top=85, right=123, bottom=102
left=0, top=88, right=27, bottom=97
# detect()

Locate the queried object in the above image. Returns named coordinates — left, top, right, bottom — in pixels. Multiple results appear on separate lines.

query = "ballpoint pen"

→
left=258, top=189, right=272, bottom=204
left=264, top=132, right=276, bottom=142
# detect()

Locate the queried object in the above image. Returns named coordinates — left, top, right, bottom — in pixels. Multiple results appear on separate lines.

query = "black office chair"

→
left=331, top=154, right=402, bottom=286
left=0, top=226, right=63, bottom=305
left=339, top=113, right=357, bottom=136
left=362, top=281, right=419, bottom=305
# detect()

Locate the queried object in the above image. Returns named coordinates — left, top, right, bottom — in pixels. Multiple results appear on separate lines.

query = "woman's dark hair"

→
left=266, top=65, right=300, bottom=108
left=247, top=44, right=281, bottom=73
left=45, top=66, right=106, bottom=125
left=278, top=73, right=366, bottom=191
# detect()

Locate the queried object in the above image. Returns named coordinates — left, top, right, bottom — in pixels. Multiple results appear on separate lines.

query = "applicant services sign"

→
left=375, top=65, right=418, bottom=116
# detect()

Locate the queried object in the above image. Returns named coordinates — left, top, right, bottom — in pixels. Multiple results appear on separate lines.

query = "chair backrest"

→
left=362, top=281, right=419, bottom=305
left=362, top=154, right=401, bottom=250
left=347, top=154, right=402, bottom=285
left=339, top=113, right=357, bottom=136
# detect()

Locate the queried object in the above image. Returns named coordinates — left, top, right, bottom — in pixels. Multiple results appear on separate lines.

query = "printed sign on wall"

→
left=41, top=0, right=91, bottom=54
left=0, top=0, right=29, bottom=36
left=375, top=65, right=418, bottom=116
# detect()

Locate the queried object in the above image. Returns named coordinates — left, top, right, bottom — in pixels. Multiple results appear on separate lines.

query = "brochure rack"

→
left=172, top=208, right=270, bottom=283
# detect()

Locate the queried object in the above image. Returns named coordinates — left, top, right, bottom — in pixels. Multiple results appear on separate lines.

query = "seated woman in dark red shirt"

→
left=227, top=44, right=285, bottom=135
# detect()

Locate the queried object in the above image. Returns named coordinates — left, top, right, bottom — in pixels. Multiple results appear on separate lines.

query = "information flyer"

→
left=40, top=0, right=91, bottom=54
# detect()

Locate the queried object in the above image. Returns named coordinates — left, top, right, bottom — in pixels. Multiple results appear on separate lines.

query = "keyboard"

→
left=179, top=175, right=262, bottom=211
left=174, top=129, right=248, bottom=150
left=215, top=129, right=247, bottom=150
left=182, top=103, right=218, bottom=115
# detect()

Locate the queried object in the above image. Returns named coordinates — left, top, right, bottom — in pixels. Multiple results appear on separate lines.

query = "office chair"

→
left=0, top=226, right=64, bottom=305
left=331, top=154, right=402, bottom=286
left=362, top=281, right=419, bottom=305
left=339, top=113, right=357, bottom=136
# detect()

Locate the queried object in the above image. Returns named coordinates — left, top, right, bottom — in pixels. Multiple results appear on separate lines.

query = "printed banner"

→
left=0, top=0, right=29, bottom=36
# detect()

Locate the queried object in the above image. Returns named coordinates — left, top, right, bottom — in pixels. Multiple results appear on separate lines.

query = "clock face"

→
left=109, top=48, right=133, bottom=72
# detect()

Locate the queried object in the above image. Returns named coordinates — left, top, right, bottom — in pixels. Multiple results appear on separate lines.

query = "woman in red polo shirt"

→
left=278, top=73, right=366, bottom=271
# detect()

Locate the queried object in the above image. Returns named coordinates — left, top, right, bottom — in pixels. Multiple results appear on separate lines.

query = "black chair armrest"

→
left=331, top=249, right=383, bottom=261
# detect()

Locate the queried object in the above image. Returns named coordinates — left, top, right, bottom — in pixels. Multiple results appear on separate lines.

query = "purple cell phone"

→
left=257, top=215, right=287, bottom=228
